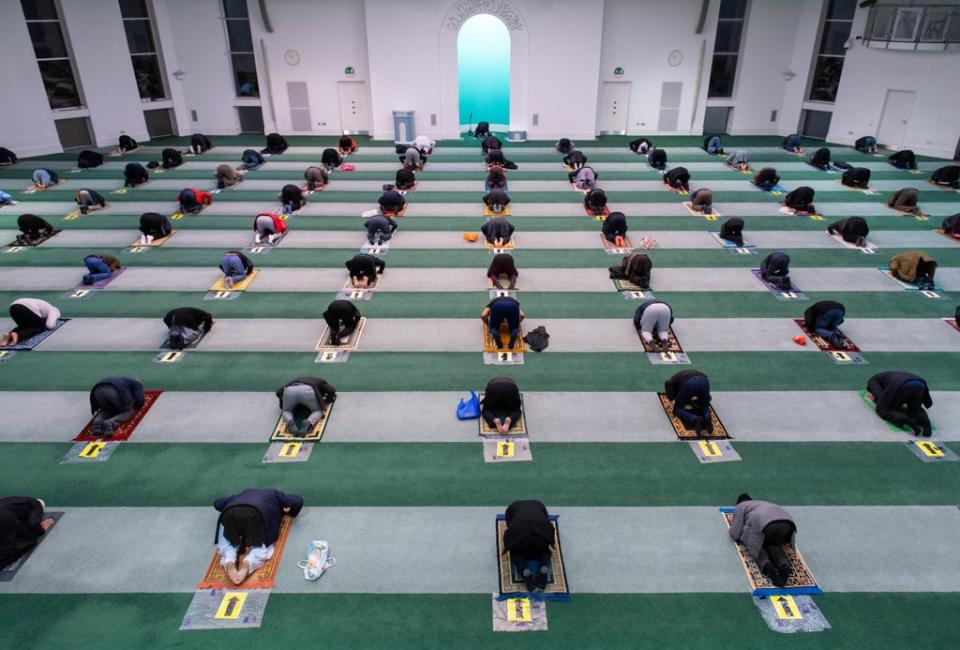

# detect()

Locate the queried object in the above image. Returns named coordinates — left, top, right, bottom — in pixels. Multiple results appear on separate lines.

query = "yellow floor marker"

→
left=80, top=442, right=106, bottom=458
left=170, top=211, right=183, bottom=220
left=64, top=212, right=80, bottom=221
left=496, top=441, right=515, bottom=458
left=771, top=595, right=803, bottom=621
left=158, top=351, right=183, bottom=363
left=280, top=442, right=302, bottom=458
left=506, top=598, right=531, bottom=623
left=698, top=440, right=722, bottom=458
left=70, top=289, right=90, bottom=299
left=916, top=441, right=944, bottom=458
left=319, top=350, right=340, bottom=362
left=808, top=214, right=824, bottom=221
left=215, top=592, right=247, bottom=620
left=6, top=246, right=24, bottom=253
left=831, top=351, right=851, bottom=362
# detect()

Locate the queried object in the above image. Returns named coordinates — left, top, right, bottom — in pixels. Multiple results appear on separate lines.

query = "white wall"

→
left=828, top=46, right=960, bottom=158
left=599, top=0, right=716, bottom=135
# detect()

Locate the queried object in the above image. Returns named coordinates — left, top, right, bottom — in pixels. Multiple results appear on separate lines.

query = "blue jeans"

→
left=83, top=256, right=113, bottom=283
left=814, top=309, right=844, bottom=340
left=673, top=376, right=711, bottom=429
left=220, top=255, right=247, bottom=281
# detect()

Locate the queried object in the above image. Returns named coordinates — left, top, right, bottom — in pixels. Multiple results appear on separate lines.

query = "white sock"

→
left=254, top=234, right=261, bottom=244
left=145, top=235, right=154, bottom=244
left=139, top=235, right=147, bottom=245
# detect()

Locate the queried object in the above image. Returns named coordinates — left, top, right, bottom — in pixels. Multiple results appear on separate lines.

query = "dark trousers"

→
left=91, top=384, right=134, bottom=429
left=510, top=551, right=551, bottom=578
left=9, top=304, right=46, bottom=340
left=482, top=406, right=522, bottom=429
left=324, top=315, right=359, bottom=344
left=761, top=520, right=793, bottom=571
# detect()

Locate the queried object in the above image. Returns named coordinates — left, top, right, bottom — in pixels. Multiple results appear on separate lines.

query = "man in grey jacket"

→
left=728, top=493, right=796, bottom=587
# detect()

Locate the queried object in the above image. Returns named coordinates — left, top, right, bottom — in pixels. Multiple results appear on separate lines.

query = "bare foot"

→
left=40, top=518, right=55, bottom=530
left=502, top=417, right=512, bottom=433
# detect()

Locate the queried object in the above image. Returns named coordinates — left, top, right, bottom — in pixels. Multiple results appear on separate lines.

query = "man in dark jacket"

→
left=784, top=186, right=816, bottom=214
left=503, top=499, right=554, bottom=592
left=931, top=165, right=960, bottom=189
left=482, top=134, right=502, bottom=154
left=161, top=148, right=183, bottom=169
left=124, top=162, right=150, bottom=187
left=77, top=150, right=103, bottom=169
left=663, top=166, right=690, bottom=192
left=809, top=147, right=831, bottom=170
left=664, top=370, right=712, bottom=435
left=803, top=300, right=845, bottom=347
left=163, top=307, right=213, bottom=350
left=89, top=376, right=145, bottom=436
left=483, top=188, right=511, bottom=214
left=728, top=493, right=796, bottom=587
left=378, top=189, right=406, bottom=215
left=841, top=167, right=871, bottom=188
left=263, top=133, right=289, bottom=155
left=754, top=167, right=780, bottom=191
left=365, top=214, right=398, bottom=245
left=279, top=184, right=306, bottom=213
left=602, top=211, right=628, bottom=247
left=213, top=488, right=303, bottom=585
left=481, top=216, right=514, bottom=247
left=482, top=296, right=524, bottom=350
left=276, top=378, right=337, bottom=435
left=584, top=188, right=607, bottom=214
left=190, top=133, right=213, bottom=154
left=827, top=217, right=869, bottom=246
left=345, top=253, right=385, bottom=288
left=16, top=214, right=55, bottom=245
left=323, top=300, right=362, bottom=346
left=481, top=376, right=522, bottom=434
left=138, top=212, right=172, bottom=245
left=888, top=149, right=916, bottom=170
left=867, top=372, right=933, bottom=436
left=759, top=251, right=791, bottom=290
left=718, top=218, right=744, bottom=246
left=648, top=148, right=667, bottom=171
left=0, top=496, right=55, bottom=570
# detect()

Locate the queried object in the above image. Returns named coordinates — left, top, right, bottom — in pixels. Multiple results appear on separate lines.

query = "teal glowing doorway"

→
left=457, top=14, right=510, bottom=132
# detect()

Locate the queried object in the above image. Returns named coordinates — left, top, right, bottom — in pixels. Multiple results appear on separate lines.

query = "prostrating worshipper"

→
left=633, top=299, right=673, bottom=352
left=304, top=166, right=328, bottom=191
left=887, top=188, right=922, bottom=215
left=366, top=214, right=398, bottom=245
left=888, top=149, right=916, bottom=170
left=31, top=168, right=59, bottom=189
left=411, top=134, right=435, bottom=155
left=323, top=299, right=362, bottom=346
left=400, top=146, right=422, bottom=171
left=253, top=211, right=287, bottom=245
left=481, top=376, right=523, bottom=434
left=487, top=149, right=518, bottom=169
left=866, top=371, right=933, bottom=437
left=74, top=189, right=107, bottom=215
left=782, top=133, right=803, bottom=153
left=648, top=148, right=668, bottom=171
left=689, top=188, right=713, bottom=214
left=88, top=376, right=144, bottom=437
left=502, top=499, right=554, bottom=592
left=486, top=166, right=507, bottom=190
left=889, top=250, right=938, bottom=290
left=803, top=300, right=846, bottom=347
left=728, top=493, right=797, bottom=587
left=262, top=132, right=289, bottom=155
left=754, top=167, right=780, bottom=191
left=481, top=216, right=515, bottom=247
left=160, top=147, right=183, bottom=169
left=664, top=369, right=713, bottom=435
left=190, top=133, right=213, bottom=154
left=378, top=188, right=406, bottom=215
left=809, top=147, right=831, bottom=170
left=219, top=250, right=255, bottom=289
left=930, top=165, right=960, bottom=189
left=0, top=147, right=18, bottom=165
left=602, top=211, right=629, bottom=248
left=0, top=190, right=12, bottom=205
left=483, top=188, right=511, bottom=214
left=77, top=150, right=103, bottom=169
left=0, top=298, right=60, bottom=348
left=783, top=186, right=816, bottom=215
left=759, top=251, right=791, bottom=289
left=718, top=217, right=745, bottom=246
left=117, top=135, right=138, bottom=152
left=279, top=184, right=306, bottom=214
left=841, top=167, right=871, bottom=188
left=827, top=217, right=869, bottom=247
left=482, top=295, right=524, bottom=350
left=322, top=148, right=343, bottom=171
left=215, top=164, right=242, bottom=189
left=562, top=149, right=587, bottom=171
left=942, top=213, right=960, bottom=238
left=177, top=188, right=213, bottom=214
left=704, top=134, right=724, bottom=154
left=15, top=214, right=54, bottom=245
left=345, top=253, right=385, bottom=288
left=609, top=252, right=652, bottom=289
left=276, top=377, right=336, bottom=436
left=395, top=167, right=416, bottom=190
left=338, top=134, right=358, bottom=155
left=473, top=121, right=490, bottom=138
left=163, top=307, right=213, bottom=350
left=487, top=253, right=518, bottom=289
left=138, top=212, right=172, bottom=246
left=213, top=489, right=303, bottom=585
left=555, top=138, right=574, bottom=155
left=124, top=162, right=149, bottom=187
left=726, top=150, right=749, bottom=171
left=572, top=164, right=598, bottom=190
left=629, top=137, right=653, bottom=155
left=482, top=134, right=502, bottom=155
left=663, top=166, right=690, bottom=192
left=82, top=253, right=121, bottom=285
left=584, top=188, right=607, bottom=214
left=854, top=136, right=877, bottom=153
left=241, top=149, right=265, bottom=170
left=0, top=497, right=55, bottom=571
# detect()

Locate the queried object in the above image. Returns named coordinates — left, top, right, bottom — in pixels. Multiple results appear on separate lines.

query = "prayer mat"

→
left=0, top=319, right=69, bottom=351
left=945, top=318, right=960, bottom=334
left=483, top=322, right=526, bottom=353
left=495, top=515, right=570, bottom=601
left=72, top=268, right=125, bottom=290
left=933, top=228, right=960, bottom=244
left=657, top=393, right=729, bottom=440
left=209, top=269, right=259, bottom=292
left=637, top=326, right=683, bottom=354
left=721, top=509, right=822, bottom=597
left=878, top=268, right=943, bottom=292
left=600, top=234, right=633, bottom=251
left=315, top=317, right=366, bottom=352
left=0, top=512, right=64, bottom=582
left=159, top=328, right=207, bottom=351
left=612, top=278, right=650, bottom=292
left=887, top=205, right=927, bottom=218
left=478, top=392, right=526, bottom=436
left=73, top=389, right=163, bottom=442
left=485, top=237, right=516, bottom=250
left=269, top=403, right=333, bottom=442
left=583, top=205, right=609, bottom=218
left=250, top=232, right=285, bottom=250
left=663, top=184, right=689, bottom=196
left=709, top=232, right=755, bottom=250
left=483, top=205, right=511, bottom=217
left=131, top=230, right=176, bottom=248
left=488, top=277, right=517, bottom=291
left=792, top=319, right=860, bottom=352
left=300, top=183, right=325, bottom=192
left=829, top=233, right=877, bottom=252
left=857, top=389, right=937, bottom=434
left=5, top=229, right=61, bottom=247
left=928, top=180, right=958, bottom=191
left=341, top=276, right=378, bottom=292
left=749, top=269, right=806, bottom=300
left=196, top=515, right=293, bottom=590
left=682, top=201, right=720, bottom=218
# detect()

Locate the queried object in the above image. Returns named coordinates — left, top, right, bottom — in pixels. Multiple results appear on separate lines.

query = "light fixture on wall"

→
left=782, top=70, right=796, bottom=81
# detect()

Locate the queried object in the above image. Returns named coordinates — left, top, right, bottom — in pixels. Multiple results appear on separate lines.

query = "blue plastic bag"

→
left=457, top=391, right=481, bottom=420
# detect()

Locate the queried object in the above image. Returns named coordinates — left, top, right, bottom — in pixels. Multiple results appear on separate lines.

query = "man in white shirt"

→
left=411, top=135, right=435, bottom=155
left=1, top=298, right=61, bottom=347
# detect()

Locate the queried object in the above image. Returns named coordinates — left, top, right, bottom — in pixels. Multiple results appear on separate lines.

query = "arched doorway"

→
left=457, top=14, right=510, bottom=134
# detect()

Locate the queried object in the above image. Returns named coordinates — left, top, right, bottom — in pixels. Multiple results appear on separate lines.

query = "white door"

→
left=598, top=82, right=631, bottom=134
left=337, top=82, right=370, bottom=134
left=876, top=90, right=916, bottom=150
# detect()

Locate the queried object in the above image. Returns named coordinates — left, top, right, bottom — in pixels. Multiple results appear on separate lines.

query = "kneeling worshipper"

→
left=728, top=493, right=797, bottom=588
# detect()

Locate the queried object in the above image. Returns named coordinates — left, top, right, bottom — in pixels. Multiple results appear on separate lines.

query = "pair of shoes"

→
left=522, top=569, right=536, bottom=592
left=82, top=277, right=94, bottom=286
left=535, top=566, right=549, bottom=591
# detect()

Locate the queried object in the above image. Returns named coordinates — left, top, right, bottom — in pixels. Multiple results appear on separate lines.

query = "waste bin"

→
left=393, top=111, right=415, bottom=143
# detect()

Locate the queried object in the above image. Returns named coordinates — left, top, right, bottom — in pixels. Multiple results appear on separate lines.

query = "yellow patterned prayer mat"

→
left=638, top=327, right=683, bottom=354
left=682, top=201, right=721, bottom=218
left=612, top=278, right=648, bottom=292
left=269, top=404, right=332, bottom=442
left=478, top=392, right=526, bottom=436
left=483, top=205, right=511, bottom=217
left=496, top=517, right=570, bottom=601
left=485, top=236, right=516, bottom=250
left=342, top=276, right=378, bottom=291
left=721, top=511, right=821, bottom=596
left=197, top=516, right=293, bottom=590
left=601, top=234, right=633, bottom=250
left=657, top=393, right=729, bottom=440
left=315, top=317, right=367, bottom=352
left=131, top=230, right=176, bottom=248
left=792, top=319, right=859, bottom=352
left=483, top=322, right=526, bottom=353
left=209, top=269, right=259, bottom=292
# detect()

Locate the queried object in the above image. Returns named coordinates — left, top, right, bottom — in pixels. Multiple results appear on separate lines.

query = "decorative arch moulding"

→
left=445, top=0, right=525, bottom=31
